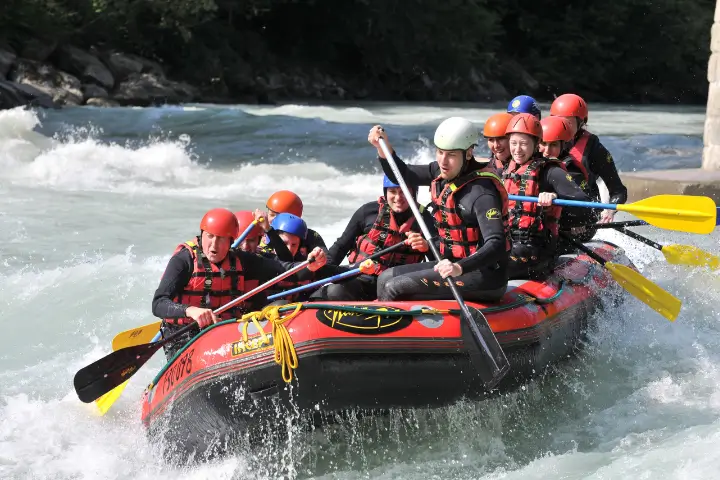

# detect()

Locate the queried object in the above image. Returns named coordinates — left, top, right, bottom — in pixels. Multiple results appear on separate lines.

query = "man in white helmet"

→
left=366, top=118, right=512, bottom=302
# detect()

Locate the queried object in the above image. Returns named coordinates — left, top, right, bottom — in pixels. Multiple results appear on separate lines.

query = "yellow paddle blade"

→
left=94, top=380, right=129, bottom=415
left=111, top=322, right=161, bottom=351
left=661, top=244, right=720, bottom=269
left=605, top=262, right=682, bottom=322
left=616, top=195, right=716, bottom=235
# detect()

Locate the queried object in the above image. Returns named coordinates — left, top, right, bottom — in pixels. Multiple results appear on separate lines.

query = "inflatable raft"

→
left=141, top=240, right=632, bottom=459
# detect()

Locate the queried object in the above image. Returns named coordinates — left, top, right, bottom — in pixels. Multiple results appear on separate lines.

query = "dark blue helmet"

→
left=271, top=213, right=308, bottom=240
left=507, top=95, right=541, bottom=119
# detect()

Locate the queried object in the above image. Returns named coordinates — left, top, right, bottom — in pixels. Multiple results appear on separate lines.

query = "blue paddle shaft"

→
left=231, top=222, right=258, bottom=249
left=508, top=195, right=617, bottom=210
left=267, top=268, right=361, bottom=300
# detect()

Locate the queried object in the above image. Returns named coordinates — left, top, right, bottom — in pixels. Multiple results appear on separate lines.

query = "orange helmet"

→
left=550, top=94, right=589, bottom=123
left=540, top=116, right=575, bottom=143
left=483, top=112, right=514, bottom=138
left=505, top=113, right=542, bottom=139
left=266, top=190, right=303, bottom=217
left=234, top=210, right=263, bottom=239
left=200, top=208, right=240, bottom=238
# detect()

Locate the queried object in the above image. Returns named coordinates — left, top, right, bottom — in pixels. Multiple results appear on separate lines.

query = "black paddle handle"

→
left=560, top=232, right=607, bottom=266
left=594, top=220, right=648, bottom=229
left=611, top=227, right=663, bottom=250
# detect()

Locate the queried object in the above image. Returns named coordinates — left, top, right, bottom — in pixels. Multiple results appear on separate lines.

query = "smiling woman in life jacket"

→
left=152, top=208, right=327, bottom=359
left=261, top=190, right=328, bottom=261
left=507, top=95, right=542, bottom=120
left=315, top=175, right=435, bottom=301
left=539, top=116, right=599, bottom=250
left=502, top=114, right=590, bottom=280
left=482, top=112, right=514, bottom=175
left=550, top=94, right=628, bottom=223
left=367, top=117, right=512, bottom=302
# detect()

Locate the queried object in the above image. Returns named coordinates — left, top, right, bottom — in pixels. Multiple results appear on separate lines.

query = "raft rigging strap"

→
left=147, top=282, right=569, bottom=389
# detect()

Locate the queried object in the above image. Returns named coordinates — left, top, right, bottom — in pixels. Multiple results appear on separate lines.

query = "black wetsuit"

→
left=152, top=248, right=315, bottom=359
left=558, top=130, right=628, bottom=249
left=506, top=159, right=590, bottom=279
left=313, top=200, right=435, bottom=301
left=261, top=227, right=327, bottom=262
left=375, top=152, right=509, bottom=302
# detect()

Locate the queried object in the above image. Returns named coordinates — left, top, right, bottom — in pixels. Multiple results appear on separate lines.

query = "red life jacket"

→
left=347, top=197, right=425, bottom=273
left=503, top=156, right=566, bottom=242
left=167, top=238, right=259, bottom=325
left=430, top=167, right=512, bottom=260
left=564, top=130, right=592, bottom=194
left=257, top=250, right=311, bottom=302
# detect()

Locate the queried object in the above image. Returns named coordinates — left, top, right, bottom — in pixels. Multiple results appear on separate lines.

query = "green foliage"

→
left=0, top=0, right=714, bottom=103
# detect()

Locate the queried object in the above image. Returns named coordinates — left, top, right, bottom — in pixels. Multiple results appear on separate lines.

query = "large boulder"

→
left=112, top=73, right=197, bottom=106
left=81, top=83, right=108, bottom=99
left=101, top=51, right=144, bottom=81
left=9, top=59, right=83, bottom=105
left=0, top=80, right=57, bottom=110
left=21, top=38, right=58, bottom=62
left=53, top=45, right=115, bottom=90
left=0, top=48, right=16, bottom=79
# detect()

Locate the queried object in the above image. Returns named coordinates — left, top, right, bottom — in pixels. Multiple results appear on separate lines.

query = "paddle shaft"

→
left=378, top=139, right=509, bottom=388
left=509, top=195, right=619, bottom=210
left=267, top=241, right=409, bottom=301
left=594, top=220, right=649, bottom=228
left=608, top=226, right=663, bottom=250
left=231, top=219, right=262, bottom=249
left=560, top=233, right=609, bottom=266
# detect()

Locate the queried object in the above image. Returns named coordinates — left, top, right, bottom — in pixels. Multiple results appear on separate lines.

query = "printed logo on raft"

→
left=315, top=306, right=413, bottom=335
left=231, top=333, right=274, bottom=356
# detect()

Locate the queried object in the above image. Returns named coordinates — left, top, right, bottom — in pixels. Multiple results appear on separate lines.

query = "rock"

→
left=54, top=45, right=115, bottom=89
left=102, top=51, right=144, bottom=81
left=9, top=59, right=83, bottom=105
left=486, top=80, right=509, bottom=100
left=21, top=38, right=58, bottom=62
left=0, top=80, right=57, bottom=110
left=112, top=73, right=197, bottom=106
left=0, top=49, right=16, bottom=79
left=82, top=83, right=108, bottom=99
left=86, top=97, right=120, bottom=107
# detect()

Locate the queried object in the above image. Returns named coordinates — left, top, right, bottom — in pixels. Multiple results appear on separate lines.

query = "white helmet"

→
left=433, top=117, right=478, bottom=151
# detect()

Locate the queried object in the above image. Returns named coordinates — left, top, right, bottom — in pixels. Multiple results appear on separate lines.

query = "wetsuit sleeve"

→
left=265, top=228, right=293, bottom=261
left=588, top=142, right=628, bottom=204
left=304, top=228, right=328, bottom=254
left=544, top=165, right=591, bottom=201
left=456, top=189, right=508, bottom=272
left=152, top=248, right=194, bottom=319
left=327, top=203, right=373, bottom=265
left=378, top=151, right=438, bottom=187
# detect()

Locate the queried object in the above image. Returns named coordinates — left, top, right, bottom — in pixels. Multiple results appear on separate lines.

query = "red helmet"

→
left=540, top=116, right=574, bottom=143
left=234, top=211, right=263, bottom=239
left=550, top=94, right=589, bottom=124
left=505, top=113, right=542, bottom=139
left=200, top=208, right=240, bottom=239
left=483, top=112, right=514, bottom=138
left=266, top=190, right=303, bottom=217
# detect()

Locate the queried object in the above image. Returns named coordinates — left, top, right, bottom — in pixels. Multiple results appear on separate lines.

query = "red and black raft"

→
left=141, top=240, right=631, bottom=459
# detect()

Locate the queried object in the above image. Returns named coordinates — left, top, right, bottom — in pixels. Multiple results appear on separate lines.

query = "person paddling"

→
left=368, top=118, right=512, bottom=302
left=151, top=208, right=326, bottom=359
left=482, top=112, right=514, bottom=175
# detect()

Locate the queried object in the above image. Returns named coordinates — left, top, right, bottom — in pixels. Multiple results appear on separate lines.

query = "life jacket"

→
left=430, top=166, right=512, bottom=260
left=489, top=154, right=507, bottom=177
left=166, top=238, right=259, bottom=325
left=564, top=130, right=595, bottom=196
left=503, top=156, right=566, bottom=243
left=347, top=197, right=425, bottom=273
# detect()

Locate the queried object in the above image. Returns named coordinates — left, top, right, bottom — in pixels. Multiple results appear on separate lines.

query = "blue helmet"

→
left=507, top=95, right=541, bottom=119
left=271, top=213, right=308, bottom=240
left=383, top=174, right=399, bottom=189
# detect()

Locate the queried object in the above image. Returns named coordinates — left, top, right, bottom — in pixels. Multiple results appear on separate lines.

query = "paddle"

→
left=111, top=321, right=162, bottom=351
left=596, top=225, right=719, bottom=268
left=509, top=194, right=717, bottom=234
left=267, top=240, right=412, bottom=301
left=378, top=139, right=510, bottom=389
left=94, top=331, right=163, bottom=415
left=560, top=233, right=682, bottom=321
left=73, top=259, right=314, bottom=404
left=231, top=217, right=264, bottom=249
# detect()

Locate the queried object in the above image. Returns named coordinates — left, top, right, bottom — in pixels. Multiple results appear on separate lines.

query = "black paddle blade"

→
left=462, top=306, right=511, bottom=390
left=73, top=342, right=162, bottom=403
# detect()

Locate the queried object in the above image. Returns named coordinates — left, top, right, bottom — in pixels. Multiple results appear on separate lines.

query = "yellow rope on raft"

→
left=238, top=303, right=304, bottom=383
